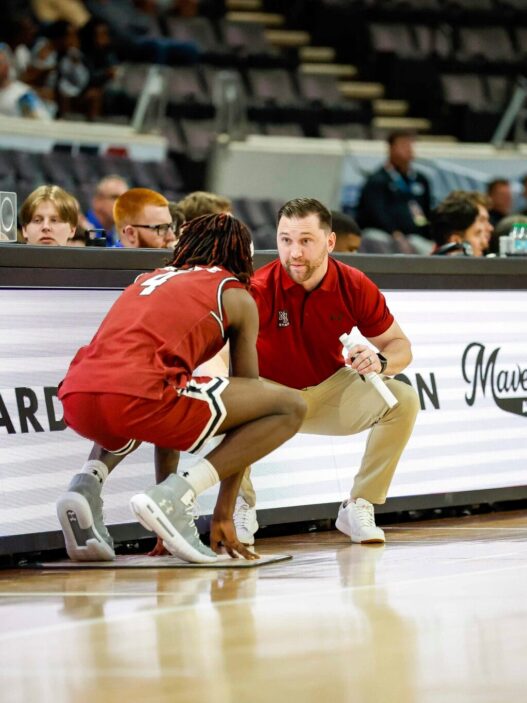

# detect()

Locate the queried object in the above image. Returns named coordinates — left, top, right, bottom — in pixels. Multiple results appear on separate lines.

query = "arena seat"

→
left=219, top=19, right=283, bottom=66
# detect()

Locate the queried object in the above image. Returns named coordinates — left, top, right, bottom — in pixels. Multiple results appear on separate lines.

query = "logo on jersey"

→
left=278, top=310, right=290, bottom=327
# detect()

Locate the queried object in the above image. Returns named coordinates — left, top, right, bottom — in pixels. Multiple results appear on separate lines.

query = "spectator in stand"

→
left=0, top=15, right=40, bottom=82
left=116, top=187, right=177, bottom=248
left=167, top=201, right=186, bottom=244
left=356, top=130, right=432, bottom=252
left=177, top=191, right=233, bottom=221
left=331, top=210, right=362, bottom=253
left=31, top=0, right=91, bottom=29
left=9, top=20, right=59, bottom=109
left=20, top=20, right=102, bottom=120
left=46, top=20, right=105, bottom=120
left=519, top=174, right=527, bottom=215
left=430, top=193, right=487, bottom=257
left=78, top=18, right=120, bottom=92
left=487, top=179, right=513, bottom=229
left=84, top=0, right=199, bottom=65
left=465, top=191, right=493, bottom=255
left=80, top=175, right=129, bottom=247
left=0, top=43, right=53, bottom=119
left=20, top=185, right=79, bottom=246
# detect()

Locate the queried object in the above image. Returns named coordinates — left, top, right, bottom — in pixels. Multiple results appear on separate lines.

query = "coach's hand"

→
left=210, top=515, right=260, bottom=560
left=346, top=343, right=381, bottom=375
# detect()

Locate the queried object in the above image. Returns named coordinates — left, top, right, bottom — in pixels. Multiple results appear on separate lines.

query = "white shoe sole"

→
left=130, top=494, right=217, bottom=564
left=237, top=534, right=255, bottom=546
left=335, top=515, right=385, bottom=544
left=56, top=492, right=115, bottom=562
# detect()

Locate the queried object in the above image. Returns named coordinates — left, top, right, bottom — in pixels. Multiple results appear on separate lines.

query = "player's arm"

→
left=222, top=287, right=260, bottom=379
left=210, top=287, right=260, bottom=555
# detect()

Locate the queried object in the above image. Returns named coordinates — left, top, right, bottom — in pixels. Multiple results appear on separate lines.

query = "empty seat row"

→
left=0, top=149, right=185, bottom=210
left=108, top=64, right=368, bottom=128
left=440, top=73, right=513, bottom=112
left=311, top=0, right=527, bottom=16
left=370, top=22, right=527, bottom=64
left=165, top=17, right=286, bottom=67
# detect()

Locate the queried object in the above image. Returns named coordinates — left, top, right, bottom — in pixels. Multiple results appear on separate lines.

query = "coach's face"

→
left=277, top=213, right=336, bottom=291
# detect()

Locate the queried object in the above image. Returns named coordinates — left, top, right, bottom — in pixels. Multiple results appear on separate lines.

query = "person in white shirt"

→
left=0, top=43, right=52, bottom=119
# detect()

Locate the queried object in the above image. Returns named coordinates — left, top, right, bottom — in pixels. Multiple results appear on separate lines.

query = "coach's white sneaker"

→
left=233, top=497, right=259, bottom=546
left=335, top=498, right=385, bottom=544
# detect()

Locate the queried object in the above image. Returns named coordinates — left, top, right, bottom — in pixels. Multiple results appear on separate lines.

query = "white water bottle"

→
left=339, top=333, right=399, bottom=409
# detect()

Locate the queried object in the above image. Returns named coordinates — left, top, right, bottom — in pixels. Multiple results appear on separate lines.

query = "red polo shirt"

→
left=251, top=258, right=394, bottom=389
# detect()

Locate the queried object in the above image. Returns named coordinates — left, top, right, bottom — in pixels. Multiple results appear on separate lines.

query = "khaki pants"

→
left=240, top=367, right=420, bottom=506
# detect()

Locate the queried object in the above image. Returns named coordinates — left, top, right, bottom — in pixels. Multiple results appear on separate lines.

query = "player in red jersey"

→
left=57, top=213, right=306, bottom=563
left=238, top=197, right=420, bottom=544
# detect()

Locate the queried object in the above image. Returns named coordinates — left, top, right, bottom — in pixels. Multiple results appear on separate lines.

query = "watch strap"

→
left=376, top=352, right=388, bottom=374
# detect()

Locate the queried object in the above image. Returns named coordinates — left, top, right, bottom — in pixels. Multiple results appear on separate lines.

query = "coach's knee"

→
left=282, top=389, right=307, bottom=431
left=389, top=379, right=420, bottom=427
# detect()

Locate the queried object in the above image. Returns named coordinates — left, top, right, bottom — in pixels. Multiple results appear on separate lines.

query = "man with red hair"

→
left=116, top=187, right=177, bottom=249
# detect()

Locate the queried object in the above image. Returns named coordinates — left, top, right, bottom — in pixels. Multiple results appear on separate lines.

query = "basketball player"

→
left=57, top=213, right=306, bottom=563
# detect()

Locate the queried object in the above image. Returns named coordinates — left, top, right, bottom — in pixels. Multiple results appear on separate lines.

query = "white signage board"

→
left=1, top=288, right=526, bottom=537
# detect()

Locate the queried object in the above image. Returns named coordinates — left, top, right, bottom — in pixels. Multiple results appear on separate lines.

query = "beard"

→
left=283, top=250, right=327, bottom=285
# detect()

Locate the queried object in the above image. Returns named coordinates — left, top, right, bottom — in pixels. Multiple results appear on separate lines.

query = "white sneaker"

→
left=233, top=497, right=259, bottom=546
left=335, top=498, right=385, bottom=544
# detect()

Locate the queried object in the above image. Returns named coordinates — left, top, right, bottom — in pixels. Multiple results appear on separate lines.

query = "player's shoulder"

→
left=222, top=285, right=257, bottom=323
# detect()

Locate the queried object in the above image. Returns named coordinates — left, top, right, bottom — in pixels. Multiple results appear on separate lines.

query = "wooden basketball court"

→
left=1, top=510, right=526, bottom=703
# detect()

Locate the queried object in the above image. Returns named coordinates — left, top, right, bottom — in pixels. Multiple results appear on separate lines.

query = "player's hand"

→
left=346, top=344, right=380, bottom=374
left=147, top=537, right=169, bottom=556
left=210, top=516, right=260, bottom=560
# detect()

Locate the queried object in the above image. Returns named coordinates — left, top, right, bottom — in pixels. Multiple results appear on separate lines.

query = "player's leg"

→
left=59, top=393, right=165, bottom=562
left=197, top=346, right=258, bottom=544
left=57, top=441, right=142, bottom=561
left=130, top=378, right=306, bottom=563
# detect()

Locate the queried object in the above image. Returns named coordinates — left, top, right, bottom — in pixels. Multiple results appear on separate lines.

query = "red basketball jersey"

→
left=59, top=266, right=244, bottom=400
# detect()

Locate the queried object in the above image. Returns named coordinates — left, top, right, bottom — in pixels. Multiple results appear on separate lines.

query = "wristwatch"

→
left=376, top=352, right=388, bottom=374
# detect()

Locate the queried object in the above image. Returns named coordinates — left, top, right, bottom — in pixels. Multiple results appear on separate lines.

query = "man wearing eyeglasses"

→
left=117, top=188, right=177, bottom=249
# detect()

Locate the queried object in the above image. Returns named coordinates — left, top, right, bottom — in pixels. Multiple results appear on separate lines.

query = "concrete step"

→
left=225, top=11, right=285, bottom=26
left=299, top=46, right=336, bottom=63
left=373, top=99, right=409, bottom=116
left=226, top=0, right=262, bottom=9
left=372, top=116, right=432, bottom=132
left=300, top=63, right=358, bottom=78
left=265, top=29, right=311, bottom=47
left=339, top=81, right=385, bottom=100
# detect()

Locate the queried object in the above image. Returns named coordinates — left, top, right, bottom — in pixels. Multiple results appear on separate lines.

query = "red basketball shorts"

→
left=60, top=376, right=229, bottom=454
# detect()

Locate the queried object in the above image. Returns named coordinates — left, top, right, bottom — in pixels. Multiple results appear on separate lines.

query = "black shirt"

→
left=356, top=164, right=432, bottom=239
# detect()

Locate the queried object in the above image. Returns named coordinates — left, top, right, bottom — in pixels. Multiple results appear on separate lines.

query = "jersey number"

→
left=139, top=266, right=222, bottom=296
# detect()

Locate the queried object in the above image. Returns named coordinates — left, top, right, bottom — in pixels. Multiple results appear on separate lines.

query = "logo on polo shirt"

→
left=278, top=310, right=290, bottom=327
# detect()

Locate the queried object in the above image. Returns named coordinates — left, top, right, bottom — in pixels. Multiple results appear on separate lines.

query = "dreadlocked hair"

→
left=169, top=213, right=254, bottom=286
